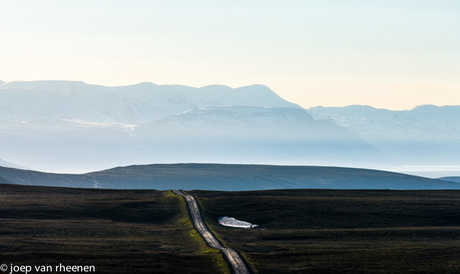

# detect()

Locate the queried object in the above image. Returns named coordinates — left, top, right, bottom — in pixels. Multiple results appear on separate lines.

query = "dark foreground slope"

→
left=193, top=189, right=460, bottom=273
left=1, top=164, right=459, bottom=190
left=0, top=184, right=229, bottom=274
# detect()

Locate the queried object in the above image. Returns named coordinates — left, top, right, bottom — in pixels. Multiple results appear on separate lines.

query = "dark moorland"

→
left=0, top=184, right=229, bottom=274
left=2, top=183, right=460, bottom=273
left=192, top=189, right=460, bottom=273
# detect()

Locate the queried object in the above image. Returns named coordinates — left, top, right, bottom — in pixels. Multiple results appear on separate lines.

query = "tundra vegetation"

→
left=192, top=189, right=460, bottom=273
left=0, top=184, right=229, bottom=274
left=2, top=183, right=460, bottom=273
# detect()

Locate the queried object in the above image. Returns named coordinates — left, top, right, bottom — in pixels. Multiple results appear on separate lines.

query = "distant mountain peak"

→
left=0, top=80, right=88, bottom=92
left=131, top=82, right=157, bottom=87
left=199, top=84, right=233, bottom=90
left=237, top=84, right=272, bottom=90
left=411, top=104, right=438, bottom=110
left=409, top=104, right=460, bottom=111
left=0, top=79, right=299, bottom=126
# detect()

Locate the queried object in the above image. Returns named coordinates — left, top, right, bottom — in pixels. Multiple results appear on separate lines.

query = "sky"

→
left=0, top=0, right=459, bottom=110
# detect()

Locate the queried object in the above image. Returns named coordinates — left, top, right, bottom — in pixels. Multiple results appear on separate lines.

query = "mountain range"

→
left=0, top=80, right=459, bottom=175
left=0, top=80, right=381, bottom=172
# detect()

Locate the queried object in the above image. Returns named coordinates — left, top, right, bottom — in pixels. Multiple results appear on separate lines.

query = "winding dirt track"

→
left=172, top=190, right=250, bottom=274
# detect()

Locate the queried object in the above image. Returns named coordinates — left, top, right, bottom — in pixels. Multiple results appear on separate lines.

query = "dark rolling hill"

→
left=0, top=164, right=459, bottom=190
left=0, top=166, right=96, bottom=188
left=0, top=175, right=15, bottom=185
left=440, top=177, right=460, bottom=183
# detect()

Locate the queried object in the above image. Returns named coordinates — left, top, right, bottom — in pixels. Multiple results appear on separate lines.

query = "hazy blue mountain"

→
left=137, top=106, right=384, bottom=166
left=2, top=80, right=458, bottom=173
left=0, top=81, right=299, bottom=124
left=0, top=80, right=382, bottom=172
left=309, top=105, right=460, bottom=166
left=0, top=164, right=458, bottom=190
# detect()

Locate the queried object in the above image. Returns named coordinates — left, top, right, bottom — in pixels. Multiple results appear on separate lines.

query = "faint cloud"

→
left=340, top=57, right=362, bottom=61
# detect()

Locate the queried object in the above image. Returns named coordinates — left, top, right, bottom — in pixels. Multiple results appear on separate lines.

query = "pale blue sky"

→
left=0, top=0, right=459, bottom=109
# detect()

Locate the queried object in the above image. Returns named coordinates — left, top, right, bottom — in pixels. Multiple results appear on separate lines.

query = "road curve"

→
left=172, top=190, right=250, bottom=274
